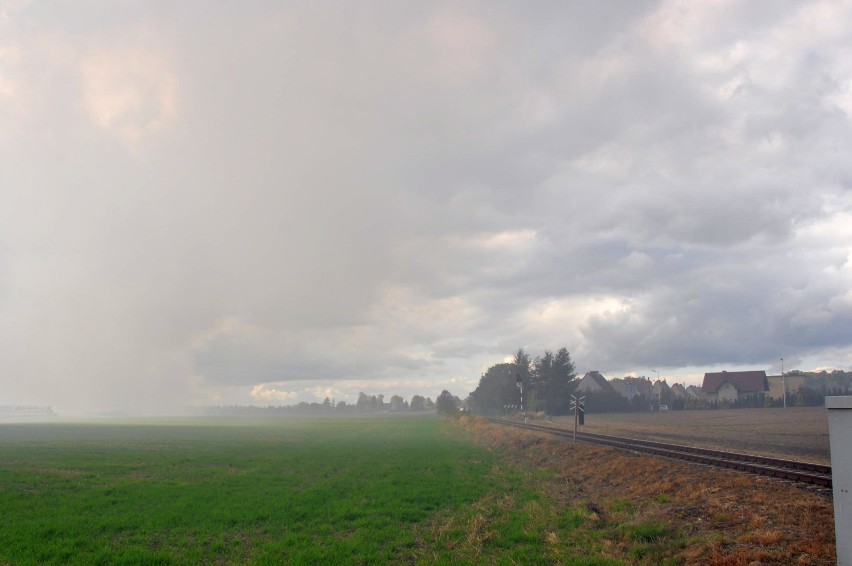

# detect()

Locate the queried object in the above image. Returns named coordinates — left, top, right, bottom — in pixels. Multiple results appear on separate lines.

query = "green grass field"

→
left=0, top=416, right=506, bottom=564
left=3, top=415, right=618, bottom=565
left=11, top=415, right=768, bottom=564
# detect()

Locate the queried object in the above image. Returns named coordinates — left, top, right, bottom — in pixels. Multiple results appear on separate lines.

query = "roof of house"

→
left=685, top=385, right=705, bottom=398
left=702, top=370, right=768, bottom=394
left=577, top=371, right=617, bottom=395
left=670, top=383, right=688, bottom=398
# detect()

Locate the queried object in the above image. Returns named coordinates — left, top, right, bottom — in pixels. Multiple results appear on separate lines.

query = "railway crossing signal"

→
left=570, top=395, right=586, bottom=445
left=516, top=373, right=525, bottom=419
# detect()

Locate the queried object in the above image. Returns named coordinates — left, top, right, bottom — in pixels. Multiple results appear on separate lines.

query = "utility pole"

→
left=781, top=358, right=786, bottom=409
left=651, top=369, right=660, bottom=409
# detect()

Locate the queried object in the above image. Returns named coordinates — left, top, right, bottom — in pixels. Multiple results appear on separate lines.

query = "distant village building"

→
left=685, top=385, right=705, bottom=399
left=609, top=376, right=652, bottom=400
left=701, top=370, right=769, bottom=403
left=608, top=378, right=628, bottom=398
left=652, top=380, right=673, bottom=406
left=766, top=374, right=809, bottom=401
left=0, top=406, right=56, bottom=418
left=576, top=371, right=618, bottom=395
left=669, top=383, right=688, bottom=398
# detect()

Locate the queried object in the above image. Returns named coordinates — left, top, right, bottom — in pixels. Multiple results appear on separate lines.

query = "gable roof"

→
left=702, top=370, right=768, bottom=394
left=670, top=383, right=688, bottom=398
left=685, top=385, right=705, bottom=398
left=578, top=371, right=617, bottom=395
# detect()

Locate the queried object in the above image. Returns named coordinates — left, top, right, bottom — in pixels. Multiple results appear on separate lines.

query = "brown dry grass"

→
left=461, top=416, right=836, bottom=565
left=416, top=490, right=517, bottom=562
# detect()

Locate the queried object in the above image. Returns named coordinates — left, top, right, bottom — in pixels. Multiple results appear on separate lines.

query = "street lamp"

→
left=651, top=369, right=660, bottom=409
left=781, top=358, right=786, bottom=409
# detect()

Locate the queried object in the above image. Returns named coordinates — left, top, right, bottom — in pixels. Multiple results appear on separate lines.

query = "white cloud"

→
left=423, top=7, right=496, bottom=81
left=621, top=251, right=653, bottom=270
left=80, top=46, right=178, bottom=145
left=250, top=384, right=299, bottom=403
left=0, top=44, right=19, bottom=99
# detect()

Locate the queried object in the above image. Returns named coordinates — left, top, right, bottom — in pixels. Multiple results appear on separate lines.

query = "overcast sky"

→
left=3, top=1, right=852, bottom=414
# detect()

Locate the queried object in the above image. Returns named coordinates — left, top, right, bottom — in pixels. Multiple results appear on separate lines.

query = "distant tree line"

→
left=468, top=347, right=578, bottom=416
left=202, top=390, right=469, bottom=416
left=785, top=369, right=852, bottom=398
left=202, top=368, right=852, bottom=419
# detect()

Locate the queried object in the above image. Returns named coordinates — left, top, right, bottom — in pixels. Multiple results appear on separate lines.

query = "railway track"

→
left=486, top=417, right=833, bottom=490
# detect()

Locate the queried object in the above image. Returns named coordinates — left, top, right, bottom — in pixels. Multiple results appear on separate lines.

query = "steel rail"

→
left=486, top=417, right=833, bottom=489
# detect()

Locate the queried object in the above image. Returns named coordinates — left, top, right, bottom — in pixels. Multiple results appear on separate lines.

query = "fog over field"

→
left=2, top=1, right=852, bottom=414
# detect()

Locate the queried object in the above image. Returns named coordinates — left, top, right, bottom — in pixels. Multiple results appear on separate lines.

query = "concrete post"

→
left=827, top=396, right=852, bottom=565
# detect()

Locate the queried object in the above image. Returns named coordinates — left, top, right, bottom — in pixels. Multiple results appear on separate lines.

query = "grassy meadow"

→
left=0, top=416, right=505, bottom=564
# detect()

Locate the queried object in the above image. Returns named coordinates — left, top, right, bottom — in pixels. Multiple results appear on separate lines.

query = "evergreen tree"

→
left=469, top=362, right=523, bottom=415
left=410, top=395, right=426, bottom=411
left=435, top=390, right=458, bottom=414
left=389, top=395, right=405, bottom=412
left=531, top=347, right=577, bottom=415
left=513, top=348, right=532, bottom=383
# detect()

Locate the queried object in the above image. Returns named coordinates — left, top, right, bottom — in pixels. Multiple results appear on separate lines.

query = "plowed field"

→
left=551, top=407, right=830, bottom=464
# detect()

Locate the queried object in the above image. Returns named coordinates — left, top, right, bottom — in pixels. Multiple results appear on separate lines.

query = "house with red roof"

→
left=701, top=370, right=769, bottom=403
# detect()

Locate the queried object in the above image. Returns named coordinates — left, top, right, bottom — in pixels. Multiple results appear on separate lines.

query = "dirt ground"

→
left=548, top=407, right=830, bottom=465
left=464, top=417, right=837, bottom=565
